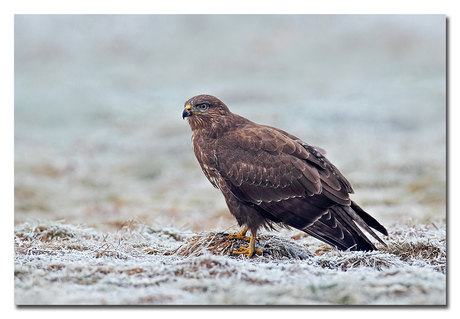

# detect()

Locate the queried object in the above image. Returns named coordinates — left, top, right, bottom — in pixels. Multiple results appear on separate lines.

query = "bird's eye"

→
left=198, top=103, right=209, bottom=111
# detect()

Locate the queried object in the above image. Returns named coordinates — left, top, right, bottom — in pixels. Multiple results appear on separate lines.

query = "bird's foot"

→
left=232, top=245, right=263, bottom=258
left=221, top=226, right=263, bottom=257
left=222, top=226, right=250, bottom=241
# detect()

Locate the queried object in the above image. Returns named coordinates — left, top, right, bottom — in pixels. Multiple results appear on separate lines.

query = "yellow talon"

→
left=225, top=225, right=249, bottom=241
left=232, top=246, right=263, bottom=258
left=226, top=226, right=263, bottom=258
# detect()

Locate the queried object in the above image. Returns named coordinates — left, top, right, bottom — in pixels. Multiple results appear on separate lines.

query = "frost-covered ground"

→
left=14, top=220, right=446, bottom=305
left=14, top=15, right=446, bottom=305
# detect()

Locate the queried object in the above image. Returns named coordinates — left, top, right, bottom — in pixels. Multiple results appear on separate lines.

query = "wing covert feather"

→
left=215, top=125, right=351, bottom=206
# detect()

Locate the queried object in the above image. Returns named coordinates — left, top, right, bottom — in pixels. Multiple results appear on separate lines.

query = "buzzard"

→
left=182, top=94, right=388, bottom=257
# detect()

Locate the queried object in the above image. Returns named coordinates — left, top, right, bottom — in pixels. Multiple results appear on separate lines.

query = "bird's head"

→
left=182, top=94, right=231, bottom=131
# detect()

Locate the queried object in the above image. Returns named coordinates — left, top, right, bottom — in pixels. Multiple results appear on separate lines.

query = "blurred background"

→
left=14, top=15, right=446, bottom=232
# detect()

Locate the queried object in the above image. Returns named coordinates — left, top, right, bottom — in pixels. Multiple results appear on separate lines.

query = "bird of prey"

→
left=182, top=94, right=388, bottom=257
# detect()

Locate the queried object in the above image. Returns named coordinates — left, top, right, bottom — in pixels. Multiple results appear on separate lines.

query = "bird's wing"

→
left=215, top=124, right=353, bottom=207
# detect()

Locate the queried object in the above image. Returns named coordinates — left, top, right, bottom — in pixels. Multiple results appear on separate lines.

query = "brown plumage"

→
left=182, top=94, right=388, bottom=257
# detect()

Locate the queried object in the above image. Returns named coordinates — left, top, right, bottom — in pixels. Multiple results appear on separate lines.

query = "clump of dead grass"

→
left=15, top=221, right=103, bottom=257
left=15, top=220, right=97, bottom=242
left=382, top=223, right=446, bottom=273
left=173, top=231, right=314, bottom=260
left=313, top=250, right=397, bottom=271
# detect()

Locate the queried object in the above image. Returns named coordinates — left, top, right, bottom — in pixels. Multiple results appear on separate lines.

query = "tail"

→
left=302, top=201, right=388, bottom=251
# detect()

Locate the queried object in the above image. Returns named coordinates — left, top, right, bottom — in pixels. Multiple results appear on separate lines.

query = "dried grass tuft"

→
left=383, top=238, right=446, bottom=273
left=173, top=231, right=314, bottom=260
left=314, top=250, right=397, bottom=271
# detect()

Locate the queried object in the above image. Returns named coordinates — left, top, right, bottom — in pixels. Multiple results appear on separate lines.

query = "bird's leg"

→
left=225, top=225, right=250, bottom=241
left=231, top=229, right=263, bottom=258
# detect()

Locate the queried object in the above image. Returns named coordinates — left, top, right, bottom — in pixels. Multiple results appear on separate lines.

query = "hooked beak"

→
left=182, top=104, right=192, bottom=119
